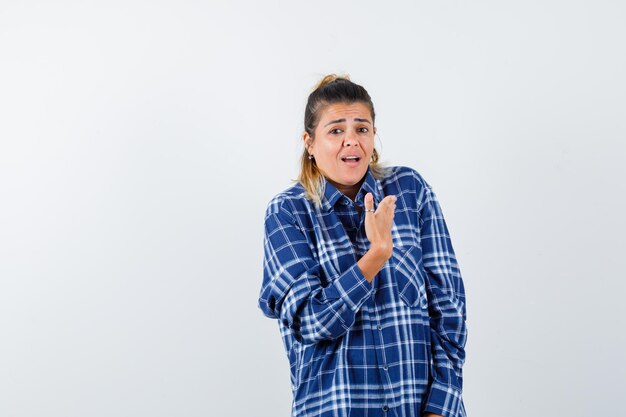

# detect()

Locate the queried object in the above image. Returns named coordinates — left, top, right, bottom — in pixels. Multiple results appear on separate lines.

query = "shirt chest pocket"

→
left=392, top=244, right=429, bottom=310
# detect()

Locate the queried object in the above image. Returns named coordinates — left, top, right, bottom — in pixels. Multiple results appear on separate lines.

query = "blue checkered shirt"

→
left=258, top=165, right=468, bottom=417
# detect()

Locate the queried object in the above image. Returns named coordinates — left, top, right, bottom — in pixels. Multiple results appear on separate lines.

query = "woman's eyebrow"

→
left=324, top=118, right=346, bottom=127
left=324, top=118, right=371, bottom=127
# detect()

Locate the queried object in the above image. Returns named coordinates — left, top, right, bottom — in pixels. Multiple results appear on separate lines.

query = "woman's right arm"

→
left=258, top=193, right=395, bottom=345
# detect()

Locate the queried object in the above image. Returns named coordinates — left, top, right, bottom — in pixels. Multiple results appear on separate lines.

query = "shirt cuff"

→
left=331, top=263, right=373, bottom=313
left=422, top=381, right=463, bottom=417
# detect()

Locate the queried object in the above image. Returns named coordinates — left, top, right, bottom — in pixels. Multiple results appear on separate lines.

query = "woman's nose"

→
left=343, top=131, right=359, bottom=146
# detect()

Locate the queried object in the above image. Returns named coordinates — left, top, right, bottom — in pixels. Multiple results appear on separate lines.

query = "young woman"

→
left=258, top=75, right=468, bottom=417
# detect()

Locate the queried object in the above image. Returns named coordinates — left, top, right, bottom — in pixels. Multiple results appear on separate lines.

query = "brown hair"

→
left=296, top=74, right=389, bottom=207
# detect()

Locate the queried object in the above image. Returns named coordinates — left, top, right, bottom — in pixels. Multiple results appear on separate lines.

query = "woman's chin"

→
left=339, top=172, right=367, bottom=187
left=324, top=169, right=363, bottom=185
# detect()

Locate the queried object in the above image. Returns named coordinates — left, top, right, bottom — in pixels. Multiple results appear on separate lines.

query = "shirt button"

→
left=377, top=325, right=382, bottom=330
left=383, top=365, right=389, bottom=371
left=382, top=405, right=389, bottom=412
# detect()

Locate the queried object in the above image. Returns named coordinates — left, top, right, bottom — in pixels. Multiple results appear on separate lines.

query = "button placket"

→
left=370, top=292, right=395, bottom=411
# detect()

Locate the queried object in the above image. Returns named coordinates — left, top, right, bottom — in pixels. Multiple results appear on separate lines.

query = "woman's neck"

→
left=327, top=176, right=366, bottom=202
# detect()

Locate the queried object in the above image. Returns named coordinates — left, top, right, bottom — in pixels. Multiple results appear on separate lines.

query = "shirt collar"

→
left=320, top=166, right=381, bottom=212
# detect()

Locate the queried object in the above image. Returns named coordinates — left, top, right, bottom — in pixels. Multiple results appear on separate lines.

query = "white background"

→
left=1, top=1, right=625, bottom=416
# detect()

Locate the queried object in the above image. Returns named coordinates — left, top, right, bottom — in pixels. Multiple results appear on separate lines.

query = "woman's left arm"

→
left=418, top=182, right=468, bottom=417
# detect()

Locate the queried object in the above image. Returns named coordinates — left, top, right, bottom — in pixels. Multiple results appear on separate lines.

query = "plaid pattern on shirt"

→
left=258, top=165, right=468, bottom=417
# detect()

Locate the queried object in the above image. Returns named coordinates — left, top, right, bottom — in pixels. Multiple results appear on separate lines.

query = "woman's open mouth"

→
left=341, top=156, right=361, bottom=166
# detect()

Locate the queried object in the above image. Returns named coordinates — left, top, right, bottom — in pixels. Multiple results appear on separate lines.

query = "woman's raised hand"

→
left=363, top=192, right=396, bottom=261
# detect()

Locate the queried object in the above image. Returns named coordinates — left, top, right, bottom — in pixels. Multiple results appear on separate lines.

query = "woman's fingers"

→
left=364, top=194, right=397, bottom=221
left=381, top=195, right=396, bottom=215
left=363, top=194, right=396, bottom=256
left=370, top=195, right=397, bottom=217
left=364, top=192, right=374, bottom=214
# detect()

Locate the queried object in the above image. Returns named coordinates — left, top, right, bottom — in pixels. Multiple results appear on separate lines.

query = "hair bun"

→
left=313, top=73, right=350, bottom=90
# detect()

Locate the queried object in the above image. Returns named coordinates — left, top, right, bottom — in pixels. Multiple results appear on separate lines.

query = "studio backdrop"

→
left=1, top=1, right=624, bottom=416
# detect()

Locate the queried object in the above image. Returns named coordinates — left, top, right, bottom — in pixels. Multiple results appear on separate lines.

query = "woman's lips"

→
left=342, top=159, right=360, bottom=166
left=341, top=156, right=361, bottom=166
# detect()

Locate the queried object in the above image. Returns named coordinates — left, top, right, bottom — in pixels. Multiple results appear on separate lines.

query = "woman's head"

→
left=304, top=75, right=376, bottom=137
left=298, top=74, right=388, bottom=206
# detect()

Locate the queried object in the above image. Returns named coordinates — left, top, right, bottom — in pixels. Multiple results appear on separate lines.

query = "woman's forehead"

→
left=318, top=102, right=373, bottom=123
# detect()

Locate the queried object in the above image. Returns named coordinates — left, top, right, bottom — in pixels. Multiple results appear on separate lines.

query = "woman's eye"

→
left=330, top=128, right=344, bottom=134
left=358, top=127, right=369, bottom=133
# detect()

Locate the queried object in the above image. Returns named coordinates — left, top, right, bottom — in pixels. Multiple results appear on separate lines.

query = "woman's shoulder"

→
left=264, top=182, right=308, bottom=220
left=381, top=165, right=432, bottom=191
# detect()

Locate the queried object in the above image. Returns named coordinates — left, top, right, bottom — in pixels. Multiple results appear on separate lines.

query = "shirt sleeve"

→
left=419, top=184, right=468, bottom=417
left=258, top=200, right=374, bottom=345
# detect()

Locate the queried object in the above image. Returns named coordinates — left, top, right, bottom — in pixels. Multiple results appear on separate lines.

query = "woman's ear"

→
left=303, top=132, right=313, bottom=153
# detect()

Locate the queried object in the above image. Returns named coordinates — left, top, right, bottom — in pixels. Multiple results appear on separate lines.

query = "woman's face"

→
left=304, top=102, right=376, bottom=194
